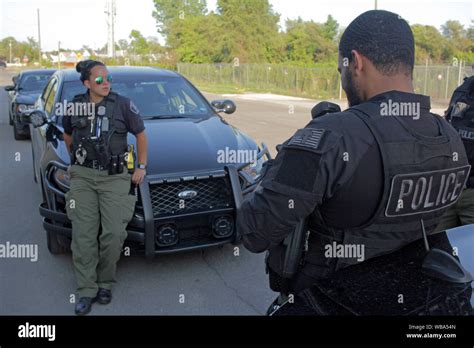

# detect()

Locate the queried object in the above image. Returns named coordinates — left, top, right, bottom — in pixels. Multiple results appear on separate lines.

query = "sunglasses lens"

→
left=107, top=75, right=112, bottom=82
left=95, top=76, right=103, bottom=84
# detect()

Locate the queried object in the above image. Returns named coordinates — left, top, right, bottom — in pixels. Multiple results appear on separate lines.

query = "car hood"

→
left=126, top=116, right=258, bottom=176
left=14, top=91, right=41, bottom=104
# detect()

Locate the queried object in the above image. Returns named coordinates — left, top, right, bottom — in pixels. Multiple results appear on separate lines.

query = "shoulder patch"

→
left=129, top=100, right=139, bottom=115
left=288, top=128, right=326, bottom=150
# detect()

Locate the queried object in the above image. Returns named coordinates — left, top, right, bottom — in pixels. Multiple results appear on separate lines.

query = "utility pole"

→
left=37, top=8, right=42, bottom=65
left=9, top=40, right=12, bottom=63
left=58, top=41, right=61, bottom=70
left=105, top=0, right=116, bottom=58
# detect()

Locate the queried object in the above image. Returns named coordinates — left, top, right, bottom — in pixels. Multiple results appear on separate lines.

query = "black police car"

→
left=4, top=69, right=55, bottom=140
left=23, top=66, right=270, bottom=257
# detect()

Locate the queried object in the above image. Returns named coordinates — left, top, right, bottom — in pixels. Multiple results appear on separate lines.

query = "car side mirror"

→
left=21, top=110, right=48, bottom=128
left=211, top=99, right=236, bottom=114
left=4, top=85, right=15, bottom=92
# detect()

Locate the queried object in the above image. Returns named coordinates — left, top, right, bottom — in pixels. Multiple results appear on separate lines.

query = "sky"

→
left=0, top=0, right=472, bottom=52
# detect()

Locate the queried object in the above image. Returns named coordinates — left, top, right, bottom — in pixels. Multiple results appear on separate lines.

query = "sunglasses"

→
left=94, top=75, right=112, bottom=85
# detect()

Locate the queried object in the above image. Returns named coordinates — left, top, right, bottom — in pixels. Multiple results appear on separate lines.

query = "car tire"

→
left=47, top=230, right=70, bottom=254
left=13, top=121, right=28, bottom=140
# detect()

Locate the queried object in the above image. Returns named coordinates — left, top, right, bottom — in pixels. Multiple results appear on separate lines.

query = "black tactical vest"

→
left=305, top=102, right=470, bottom=276
left=70, top=91, right=126, bottom=161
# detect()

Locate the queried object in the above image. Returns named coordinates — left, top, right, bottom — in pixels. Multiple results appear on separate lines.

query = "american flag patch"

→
left=288, top=129, right=325, bottom=150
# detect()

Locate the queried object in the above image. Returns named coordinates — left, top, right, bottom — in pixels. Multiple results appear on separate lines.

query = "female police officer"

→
left=63, top=60, right=148, bottom=315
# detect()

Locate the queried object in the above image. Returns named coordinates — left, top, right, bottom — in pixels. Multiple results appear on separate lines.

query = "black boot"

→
left=96, top=288, right=112, bottom=305
left=75, top=297, right=94, bottom=315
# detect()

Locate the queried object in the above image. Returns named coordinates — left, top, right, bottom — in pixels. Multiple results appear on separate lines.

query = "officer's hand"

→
left=132, top=168, right=146, bottom=185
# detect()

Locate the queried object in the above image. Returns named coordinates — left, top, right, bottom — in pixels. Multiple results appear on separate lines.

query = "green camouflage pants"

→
left=65, top=164, right=137, bottom=298
left=434, top=188, right=474, bottom=233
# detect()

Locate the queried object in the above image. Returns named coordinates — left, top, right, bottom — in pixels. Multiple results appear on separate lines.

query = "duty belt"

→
left=76, top=159, right=108, bottom=171
left=75, top=154, right=127, bottom=171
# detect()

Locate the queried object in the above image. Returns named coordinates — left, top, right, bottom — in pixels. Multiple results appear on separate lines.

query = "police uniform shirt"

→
left=63, top=91, right=145, bottom=137
left=237, top=91, right=446, bottom=252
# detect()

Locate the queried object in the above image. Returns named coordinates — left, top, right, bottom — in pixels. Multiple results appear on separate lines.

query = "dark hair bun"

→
left=76, top=60, right=105, bottom=83
left=76, top=60, right=89, bottom=73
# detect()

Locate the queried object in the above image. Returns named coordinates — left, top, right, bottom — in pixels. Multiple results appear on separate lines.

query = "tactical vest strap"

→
left=348, top=103, right=392, bottom=228
left=101, top=91, right=118, bottom=144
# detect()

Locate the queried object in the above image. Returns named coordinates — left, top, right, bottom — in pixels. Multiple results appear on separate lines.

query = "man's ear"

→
left=351, top=50, right=365, bottom=76
left=84, top=80, right=91, bottom=89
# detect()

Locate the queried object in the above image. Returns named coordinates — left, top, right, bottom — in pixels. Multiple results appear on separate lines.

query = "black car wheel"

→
left=13, top=120, right=29, bottom=140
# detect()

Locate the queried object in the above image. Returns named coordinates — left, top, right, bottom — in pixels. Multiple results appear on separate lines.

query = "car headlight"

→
left=16, top=104, right=34, bottom=114
left=53, top=168, right=70, bottom=191
left=241, top=155, right=265, bottom=182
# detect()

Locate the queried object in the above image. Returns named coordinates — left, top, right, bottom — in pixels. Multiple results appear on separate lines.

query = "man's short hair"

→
left=339, top=10, right=415, bottom=76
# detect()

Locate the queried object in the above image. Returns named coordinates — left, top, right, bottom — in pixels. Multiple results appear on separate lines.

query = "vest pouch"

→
left=70, top=115, right=89, bottom=129
left=95, top=140, right=111, bottom=168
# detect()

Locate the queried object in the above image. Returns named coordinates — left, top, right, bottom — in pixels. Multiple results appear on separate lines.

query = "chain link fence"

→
left=178, top=63, right=473, bottom=103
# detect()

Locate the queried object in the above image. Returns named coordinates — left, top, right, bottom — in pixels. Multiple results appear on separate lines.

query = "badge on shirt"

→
left=97, top=105, right=106, bottom=116
left=130, top=101, right=140, bottom=115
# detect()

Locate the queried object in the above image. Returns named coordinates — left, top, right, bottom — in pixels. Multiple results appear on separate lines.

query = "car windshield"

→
left=19, top=73, right=53, bottom=92
left=61, top=75, right=213, bottom=118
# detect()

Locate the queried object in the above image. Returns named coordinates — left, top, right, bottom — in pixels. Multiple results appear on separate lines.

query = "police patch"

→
left=385, top=165, right=471, bottom=217
left=288, top=128, right=326, bottom=150
left=130, top=100, right=139, bottom=115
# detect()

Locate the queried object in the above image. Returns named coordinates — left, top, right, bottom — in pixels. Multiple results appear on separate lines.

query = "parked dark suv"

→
left=5, top=69, right=55, bottom=139
left=23, top=66, right=270, bottom=258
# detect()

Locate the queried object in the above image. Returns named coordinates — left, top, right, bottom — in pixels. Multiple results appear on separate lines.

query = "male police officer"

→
left=237, top=10, right=470, bottom=302
left=63, top=60, right=148, bottom=315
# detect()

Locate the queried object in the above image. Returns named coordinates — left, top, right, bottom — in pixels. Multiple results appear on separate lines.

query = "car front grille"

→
left=149, top=176, right=234, bottom=217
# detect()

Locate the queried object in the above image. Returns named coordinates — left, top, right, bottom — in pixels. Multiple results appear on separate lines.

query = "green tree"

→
left=322, top=15, right=339, bottom=41
left=152, top=0, right=207, bottom=42
left=173, top=13, right=222, bottom=62
left=129, top=30, right=150, bottom=55
left=0, top=36, right=40, bottom=63
left=284, top=17, right=338, bottom=65
left=216, top=0, right=281, bottom=63
left=147, top=36, right=164, bottom=54
left=411, top=24, right=453, bottom=63
left=117, top=39, right=129, bottom=52
left=441, top=20, right=465, bottom=40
